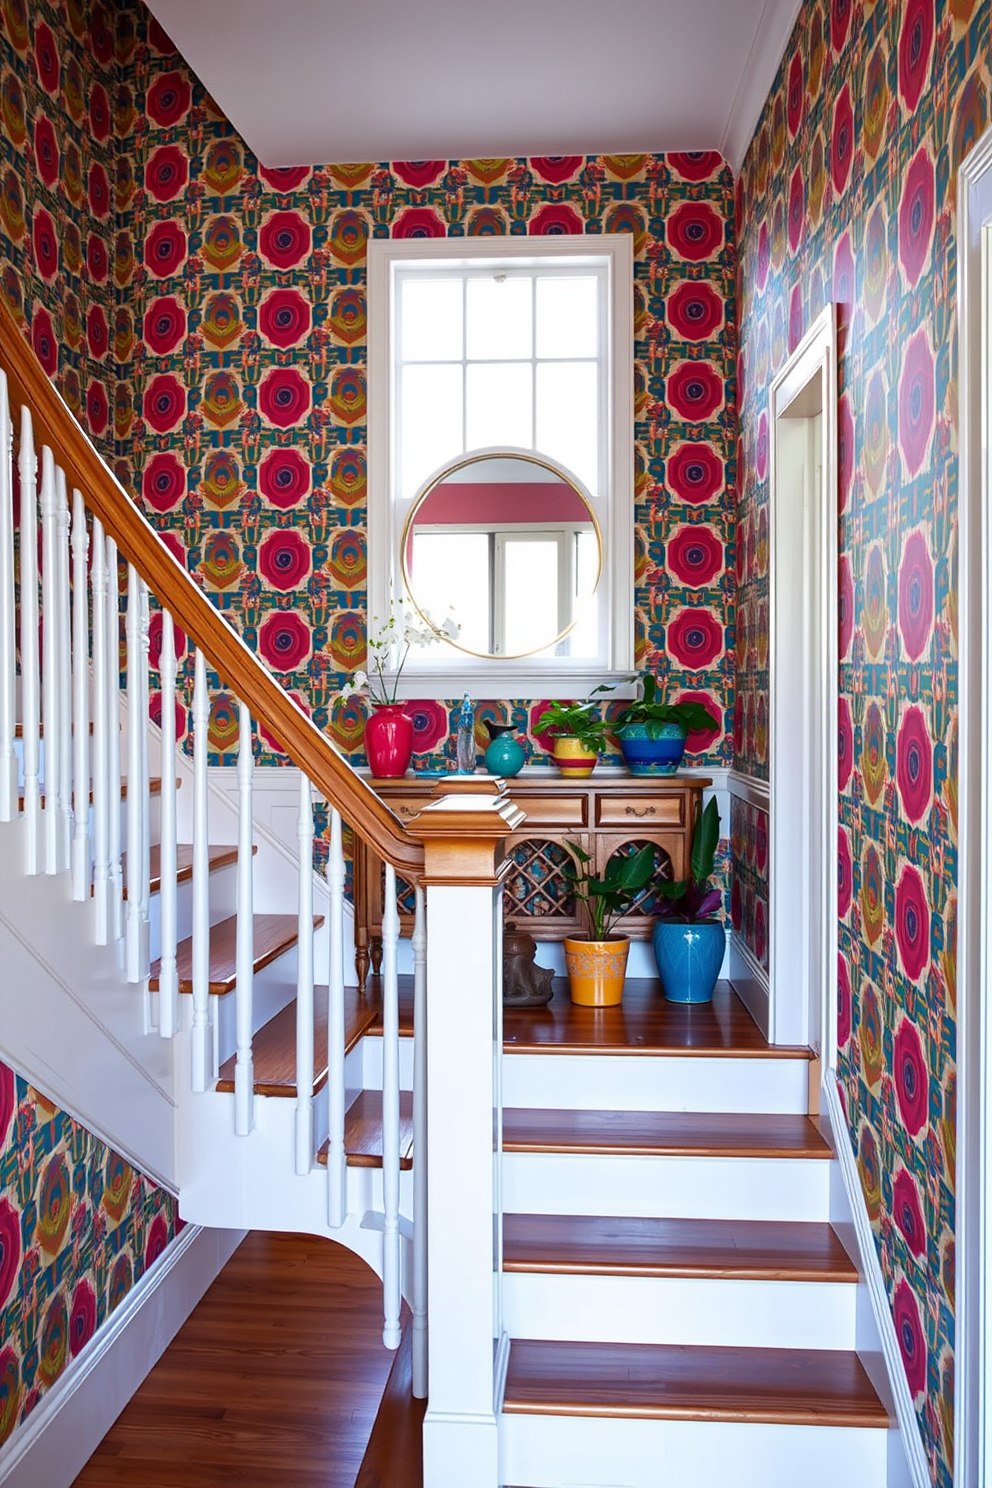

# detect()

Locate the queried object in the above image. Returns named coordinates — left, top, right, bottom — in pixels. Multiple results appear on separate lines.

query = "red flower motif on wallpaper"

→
left=406, top=700, right=448, bottom=753
left=786, top=50, right=805, bottom=138
left=146, top=71, right=192, bottom=128
left=666, top=281, right=723, bottom=341
left=755, top=220, right=770, bottom=292
left=259, top=447, right=311, bottom=508
left=838, top=696, right=853, bottom=792
left=86, top=380, right=108, bottom=437
left=33, top=20, right=59, bottom=94
left=86, top=305, right=108, bottom=360
left=143, top=452, right=185, bottom=513
left=393, top=206, right=446, bottom=239
left=31, top=306, right=56, bottom=376
left=88, top=161, right=109, bottom=219
left=145, top=144, right=189, bottom=204
left=259, top=288, right=311, bottom=349
left=837, top=952, right=852, bottom=1053
left=259, top=611, right=311, bottom=671
left=148, top=691, right=186, bottom=744
left=895, top=867, right=930, bottom=987
left=898, top=0, right=934, bottom=115
left=666, top=362, right=724, bottom=422
left=89, top=79, right=110, bottom=141
left=32, top=114, right=58, bottom=188
left=898, top=146, right=935, bottom=289
left=258, top=210, right=311, bottom=269
left=143, top=296, right=186, bottom=356
left=897, top=528, right=934, bottom=661
left=144, top=220, right=187, bottom=279
left=666, top=201, right=724, bottom=262
left=87, top=231, right=108, bottom=283
left=892, top=1167, right=926, bottom=1258
left=669, top=152, right=722, bottom=183
left=530, top=157, right=583, bottom=184
left=31, top=206, right=58, bottom=281
left=787, top=165, right=805, bottom=253
left=68, top=1278, right=96, bottom=1358
left=527, top=203, right=584, bottom=236
left=666, top=526, right=723, bottom=587
left=666, top=443, right=724, bottom=505
left=393, top=160, right=446, bottom=188
left=89, top=2, right=113, bottom=64
left=142, top=373, right=185, bottom=434
left=258, top=164, right=310, bottom=192
left=676, top=689, right=721, bottom=754
left=148, top=613, right=187, bottom=670
left=830, top=0, right=852, bottom=52
left=897, top=331, right=935, bottom=479
left=830, top=84, right=854, bottom=195
left=788, top=283, right=803, bottom=354
left=665, top=608, right=723, bottom=669
left=837, top=826, right=852, bottom=920
left=259, top=367, right=311, bottom=428
left=896, top=705, right=933, bottom=823
left=258, top=529, right=311, bottom=591
left=146, top=1213, right=169, bottom=1268
left=0, top=1196, right=20, bottom=1311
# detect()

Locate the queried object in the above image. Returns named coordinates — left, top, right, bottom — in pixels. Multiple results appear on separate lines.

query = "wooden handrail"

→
left=0, top=300, right=424, bottom=877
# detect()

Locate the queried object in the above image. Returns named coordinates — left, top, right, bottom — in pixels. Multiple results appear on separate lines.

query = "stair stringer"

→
left=0, top=817, right=177, bottom=1189
left=820, top=1078, right=928, bottom=1488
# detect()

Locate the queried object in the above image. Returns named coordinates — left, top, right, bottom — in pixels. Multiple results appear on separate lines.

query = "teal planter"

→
left=617, top=722, right=687, bottom=776
left=483, top=722, right=525, bottom=777
left=653, top=919, right=724, bottom=1003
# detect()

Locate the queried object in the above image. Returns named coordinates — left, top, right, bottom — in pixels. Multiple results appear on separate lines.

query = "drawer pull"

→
left=625, top=805, right=656, bottom=818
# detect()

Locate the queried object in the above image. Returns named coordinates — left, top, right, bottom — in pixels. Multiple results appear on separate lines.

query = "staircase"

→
left=0, top=302, right=914, bottom=1488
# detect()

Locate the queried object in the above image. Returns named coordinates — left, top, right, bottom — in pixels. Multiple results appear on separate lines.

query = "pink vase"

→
left=365, top=703, right=414, bottom=778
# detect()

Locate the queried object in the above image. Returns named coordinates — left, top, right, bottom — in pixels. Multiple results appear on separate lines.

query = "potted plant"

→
left=652, top=797, right=724, bottom=1003
left=612, top=674, right=716, bottom=776
left=535, top=691, right=612, bottom=778
left=561, top=841, right=655, bottom=1005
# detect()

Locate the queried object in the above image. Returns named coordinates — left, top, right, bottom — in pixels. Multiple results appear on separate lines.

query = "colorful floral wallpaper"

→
left=0, top=1059, right=180, bottom=1446
left=730, top=796, right=769, bottom=971
left=736, top=2, right=989, bottom=1482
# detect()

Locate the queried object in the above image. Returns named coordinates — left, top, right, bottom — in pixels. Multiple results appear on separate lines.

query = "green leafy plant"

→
left=535, top=692, right=613, bottom=753
left=563, top=842, right=656, bottom=941
left=655, top=797, right=722, bottom=921
left=613, top=673, right=716, bottom=741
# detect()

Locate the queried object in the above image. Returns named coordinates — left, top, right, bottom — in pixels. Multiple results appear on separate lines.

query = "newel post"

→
left=405, top=777, right=522, bottom=1488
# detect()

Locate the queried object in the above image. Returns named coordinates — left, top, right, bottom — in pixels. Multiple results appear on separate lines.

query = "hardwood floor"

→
left=72, top=1232, right=400, bottom=1488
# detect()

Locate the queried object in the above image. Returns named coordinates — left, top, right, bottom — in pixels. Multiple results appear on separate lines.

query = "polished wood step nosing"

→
left=501, top=1109, right=833, bottom=1160
left=501, top=1215, right=858, bottom=1283
left=148, top=912, right=323, bottom=996
left=215, top=985, right=380, bottom=1097
left=317, top=1089, right=414, bottom=1170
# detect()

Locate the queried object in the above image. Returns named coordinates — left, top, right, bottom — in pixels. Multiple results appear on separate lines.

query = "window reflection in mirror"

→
left=401, top=452, right=602, bottom=661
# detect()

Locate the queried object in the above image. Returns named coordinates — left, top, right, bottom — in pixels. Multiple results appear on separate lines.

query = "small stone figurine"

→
left=502, top=921, right=554, bottom=1007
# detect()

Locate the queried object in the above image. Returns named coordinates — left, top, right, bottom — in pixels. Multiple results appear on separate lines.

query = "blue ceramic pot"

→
left=484, top=722, right=525, bottom=777
left=617, top=722, right=687, bottom=776
left=652, top=919, right=724, bottom=1003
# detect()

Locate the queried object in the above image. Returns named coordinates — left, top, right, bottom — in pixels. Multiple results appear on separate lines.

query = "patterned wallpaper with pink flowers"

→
left=736, top=2, right=989, bottom=1482
left=0, top=1059, right=180, bottom=1446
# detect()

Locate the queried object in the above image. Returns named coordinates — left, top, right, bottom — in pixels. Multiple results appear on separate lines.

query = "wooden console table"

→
left=352, top=770, right=709, bottom=989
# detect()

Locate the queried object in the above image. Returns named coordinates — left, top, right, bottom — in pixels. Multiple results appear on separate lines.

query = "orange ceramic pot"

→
left=563, top=936, right=630, bottom=1006
left=552, top=736, right=598, bottom=779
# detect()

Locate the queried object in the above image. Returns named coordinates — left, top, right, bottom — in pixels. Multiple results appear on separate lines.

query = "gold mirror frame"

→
left=399, top=450, right=605, bottom=662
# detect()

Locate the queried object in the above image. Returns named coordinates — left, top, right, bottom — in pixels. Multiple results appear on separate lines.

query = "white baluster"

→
left=326, top=806, right=347, bottom=1227
left=234, top=701, right=254, bottom=1135
left=412, top=881, right=428, bottom=1398
left=90, top=517, right=110, bottom=941
left=40, top=446, right=60, bottom=875
left=157, top=609, right=179, bottom=1038
left=105, top=539, right=122, bottom=939
left=70, top=491, right=90, bottom=901
left=0, top=372, right=16, bottom=822
left=295, top=772, right=314, bottom=1175
left=18, top=410, right=40, bottom=873
left=125, top=566, right=148, bottom=983
left=55, top=468, right=72, bottom=873
left=381, top=862, right=401, bottom=1351
left=191, top=648, right=211, bottom=1091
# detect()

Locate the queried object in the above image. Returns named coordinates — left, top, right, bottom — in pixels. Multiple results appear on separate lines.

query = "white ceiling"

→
left=144, top=0, right=802, bottom=175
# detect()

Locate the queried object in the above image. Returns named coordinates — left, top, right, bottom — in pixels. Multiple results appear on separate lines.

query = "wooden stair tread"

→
left=149, top=913, right=322, bottom=996
left=317, top=1090, right=414, bottom=1170
left=502, top=1339, right=889, bottom=1427
left=502, top=1215, right=857, bottom=1281
left=118, top=842, right=241, bottom=897
left=20, top=777, right=169, bottom=809
left=215, top=984, right=379, bottom=1096
left=501, top=1108, right=832, bottom=1159
left=503, top=980, right=812, bottom=1059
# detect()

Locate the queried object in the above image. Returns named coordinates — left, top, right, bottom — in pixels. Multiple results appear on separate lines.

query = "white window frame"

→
left=367, top=235, right=634, bottom=698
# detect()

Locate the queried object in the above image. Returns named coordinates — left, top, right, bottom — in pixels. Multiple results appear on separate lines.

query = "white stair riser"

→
left=362, top=1032, right=415, bottom=1091
left=501, top=1272, right=857, bottom=1350
left=145, top=863, right=238, bottom=964
left=502, top=1053, right=810, bottom=1114
left=212, top=957, right=303, bottom=1069
left=502, top=1152, right=832, bottom=1223
left=499, top=1413, right=889, bottom=1488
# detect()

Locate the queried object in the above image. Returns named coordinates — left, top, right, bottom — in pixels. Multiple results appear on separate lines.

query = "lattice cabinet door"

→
left=595, top=833, right=678, bottom=940
left=503, top=832, right=589, bottom=941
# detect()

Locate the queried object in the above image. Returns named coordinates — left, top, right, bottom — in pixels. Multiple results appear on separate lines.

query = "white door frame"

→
left=767, top=306, right=838, bottom=1057
left=954, top=122, right=992, bottom=1488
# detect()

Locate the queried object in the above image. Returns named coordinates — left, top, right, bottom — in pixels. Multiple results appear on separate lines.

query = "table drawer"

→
left=595, top=794, right=686, bottom=828
left=505, top=793, right=588, bottom=828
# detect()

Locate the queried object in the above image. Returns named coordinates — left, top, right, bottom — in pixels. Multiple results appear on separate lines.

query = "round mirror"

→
left=400, top=450, right=603, bottom=661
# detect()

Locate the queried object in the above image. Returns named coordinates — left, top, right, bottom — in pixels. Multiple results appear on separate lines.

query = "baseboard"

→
left=728, top=934, right=769, bottom=1037
left=820, top=1078, right=930, bottom=1488
left=0, top=1223, right=246, bottom=1488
